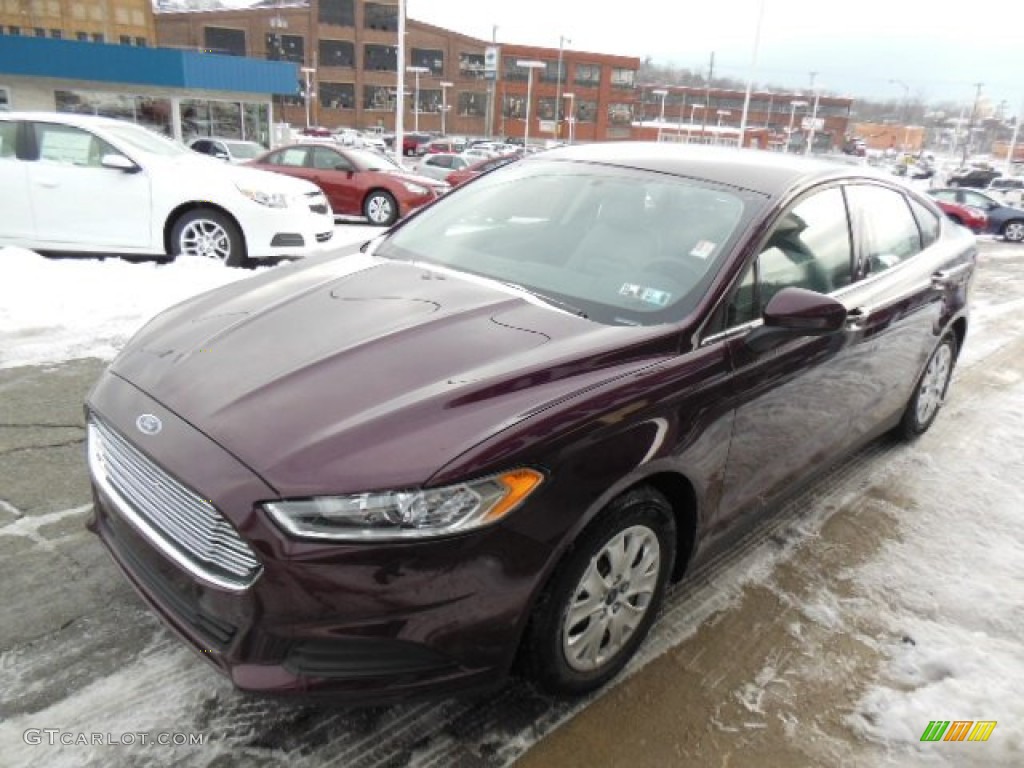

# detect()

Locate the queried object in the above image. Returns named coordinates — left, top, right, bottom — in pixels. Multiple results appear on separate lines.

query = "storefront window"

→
left=55, top=90, right=173, bottom=138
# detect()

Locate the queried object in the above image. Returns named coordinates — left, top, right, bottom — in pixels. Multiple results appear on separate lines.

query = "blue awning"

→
left=0, top=36, right=299, bottom=95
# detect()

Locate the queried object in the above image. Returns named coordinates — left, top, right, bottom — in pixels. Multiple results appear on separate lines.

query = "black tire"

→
left=519, top=487, right=676, bottom=696
left=169, top=208, right=247, bottom=267
left=1001, top=219, right=1024, bottom=243
left=898, top=333, right=958, bottom=440
left=363, top=190, right=399, bottom=226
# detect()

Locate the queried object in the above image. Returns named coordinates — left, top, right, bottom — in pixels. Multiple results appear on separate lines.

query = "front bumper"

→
left=85, top=372, right=548, bottom=702
left=236, top=192, right=336, bottom=260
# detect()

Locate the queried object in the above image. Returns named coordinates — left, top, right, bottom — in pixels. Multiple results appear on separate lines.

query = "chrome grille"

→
left=88, top=416, right=261, bottom=591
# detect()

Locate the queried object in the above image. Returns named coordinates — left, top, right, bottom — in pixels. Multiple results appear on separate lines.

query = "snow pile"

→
left=0, top=226, right=378, bottom=369
left=844, top=388, right=1024, bottom=761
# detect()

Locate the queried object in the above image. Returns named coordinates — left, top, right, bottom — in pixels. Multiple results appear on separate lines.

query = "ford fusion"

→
left=85, top=144, right=975, bottom=701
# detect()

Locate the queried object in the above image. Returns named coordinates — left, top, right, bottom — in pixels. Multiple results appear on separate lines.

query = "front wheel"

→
left=363, top=190, right=398, bottom=226
left=519, top=487, right=676, bottom=696
left=170, top=208, right=247, bottom=267
left=898, top=333, right=957, bottom=440
left=1002, top=220, right=1024, bottom=242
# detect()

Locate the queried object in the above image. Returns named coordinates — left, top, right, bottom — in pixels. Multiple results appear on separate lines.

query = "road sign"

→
left=484, top=46, right=499, bottom=72
left=801, top=117, right=824, bottom=131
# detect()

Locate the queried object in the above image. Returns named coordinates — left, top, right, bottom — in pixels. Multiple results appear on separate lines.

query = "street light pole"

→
left=300, top=66, right=316, bottom=129
left=739, top=0, right=766, bottom=146
left=804, top=80, right=822, bottom=156
left=406, top=65, right=429, bottom=133
left=562, top=92, right=575, bottom=144
left=787, top=99, right=806, bottom=153
left=687, top=104, right=703, bottom=142
left=395, top=0, right=405, bottom=163
left=555, top=34, right=571, bottom=140
left=440, top=81, right=452, bottom=136
left=653, top=88, right=668, bottom=142
left=517, top=59, right=545, bottom=148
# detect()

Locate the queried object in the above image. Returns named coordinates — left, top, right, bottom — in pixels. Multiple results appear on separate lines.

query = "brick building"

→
left=154, top=0, right=640, bottom=141
left=0, top=0, right=155, bottom=46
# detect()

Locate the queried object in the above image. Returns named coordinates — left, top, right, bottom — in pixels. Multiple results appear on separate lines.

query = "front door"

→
left=26, top=121, right=151, bottom=249
left=0, top=119, right=35, bottom=242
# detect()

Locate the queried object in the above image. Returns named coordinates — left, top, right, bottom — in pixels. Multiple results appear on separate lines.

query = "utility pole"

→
left=701, top=51, right=714, bottom=139
left=962, top=82, right=984, bottom=166
left=485, top=25, right=498, bottom=139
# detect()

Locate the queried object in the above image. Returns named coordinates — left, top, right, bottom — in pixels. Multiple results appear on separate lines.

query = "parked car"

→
left=188, top=137, right=265, bottom=164
left=85, top=144, right=974, bottom=703
left=418, top=138, right=466, bottom=157
left=947, top=166, right=1001, bottom=188
left=401, top=132, right=432, bottom=156
left=928, top=187, right=1024, bottom=241
left=460, top=147, right=499, bottom=163
left=446, top=153, right=520, bottom=187
left=931, top=199, right=988, bottom=233
left=985, top=176, right=1024, bottom=207
left=0, top=112, right=333, bottom=267
left=249, top=143, right=448, bottom=225
left=299, top=125, right=333, bottom=138
left=414, top=152, right=473, bottom=181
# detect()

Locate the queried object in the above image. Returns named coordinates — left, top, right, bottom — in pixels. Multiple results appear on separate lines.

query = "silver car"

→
left=414, top=153, right=473, bottom=181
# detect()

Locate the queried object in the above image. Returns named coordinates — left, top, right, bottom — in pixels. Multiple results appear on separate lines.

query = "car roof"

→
left=536, top=142, right=890, bottom=198
left=0, top=111, right=142, bottom=129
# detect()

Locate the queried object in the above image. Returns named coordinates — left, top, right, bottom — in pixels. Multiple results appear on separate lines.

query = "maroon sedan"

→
left=85, top=145, right=975, bottom=703
left=250, top=144, right=447, bottom=225
left=446, top=153, right=520, bottom=187
left=933, top=199, right=988, bottom=234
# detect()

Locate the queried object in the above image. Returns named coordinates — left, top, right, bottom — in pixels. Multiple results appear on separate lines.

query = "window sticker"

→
left=689, top=240, right=717, bottom=260
left=620, top=283, right=672, bottom=307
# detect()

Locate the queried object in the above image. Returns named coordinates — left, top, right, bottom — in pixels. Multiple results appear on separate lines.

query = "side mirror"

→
left=213, top=151, right=229, bottom=161
left=745, top=287, right=847, bottom=353
left=101, top=154, right=140, bottom=173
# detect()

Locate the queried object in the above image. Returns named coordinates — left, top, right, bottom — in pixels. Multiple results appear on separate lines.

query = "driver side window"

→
left=312, top=147, right=351, bottom=171
left=716, top=187, right=853, bottom=330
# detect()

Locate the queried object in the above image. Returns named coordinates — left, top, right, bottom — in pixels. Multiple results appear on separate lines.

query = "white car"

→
left=414, top=152, right=473, bottom=181
left=188, top=137, right=265, bottom=165
left=0, top=112, right=334, bottom=267
left=986, top=177, right=1024, bottom=207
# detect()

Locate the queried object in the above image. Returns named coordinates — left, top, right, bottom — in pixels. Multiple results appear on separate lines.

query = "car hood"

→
left=158, top=153, right=321, bottom=195
left=382, top=169, right=448, bottom=189
left=107, top=255, right=669, bottom=496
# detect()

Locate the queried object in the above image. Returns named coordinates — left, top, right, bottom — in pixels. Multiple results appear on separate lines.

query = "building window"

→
left=608, top=103, right=633, bottom=124
left=76, top=32, right=88, bottom=41
left=575, top=100, right=597, bottom=123
left=320, top=82, right=355, bottom=110
left=318, top=0, right=354, bottom=27
left=503, top=94, right=527, bottom=119
left=54, top=90, right=175, bottom=138
left=503, top=57, right=541, bottom=82
left=205, top=27, right=246, bottom=57
left=319, top=39, right=355, bottom=68
left=610, top=68, right=636, bottom=89
left=9, top=27, right=21, bottom=36
left=414, top=89, right=442, bottom=114
left=363, top=85, right=395, bottom=111
left=119, top=34, right=130, bottom=45
left=574, top=63, right=601, bottom=87
left=91, top=33, right=104, bottom=43
left=459, top=53, right=485, bottom=79
left=50, top=29, right=62, bottom=39
left=35, top=27, right=45, bottom=37
left=457, top=91, right=487, bottom=117
left=364, top=3, right=397, bottom=31
left=410, top=48, right=443, bottom=76
left=364, top=43, right=396, bottom=72
left=266, top=33, right=304, bottom=63
left=541, top=60, right=566, bottom=84
left=135, top=37, right=146, bottom=47
left=537, top=98, right=563, bottom=121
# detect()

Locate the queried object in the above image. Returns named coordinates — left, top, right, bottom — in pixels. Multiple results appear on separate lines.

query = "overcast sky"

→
left=409, top=0, right=1024, bottom=112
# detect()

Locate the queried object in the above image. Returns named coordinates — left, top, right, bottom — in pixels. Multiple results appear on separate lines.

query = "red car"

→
left=446, top=153, right=520, bottom=187
left=933, top=199, right=988, bottom=234
left=250, top=144, right=448, bottom=225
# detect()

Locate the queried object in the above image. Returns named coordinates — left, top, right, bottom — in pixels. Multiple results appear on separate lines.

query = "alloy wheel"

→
left=915, top=342, right=953, bottom=426
left=178, top=218, right=232, bottom=261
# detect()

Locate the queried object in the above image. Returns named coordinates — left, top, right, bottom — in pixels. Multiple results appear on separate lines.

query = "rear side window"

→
left=847, top=185, right=921, bottom=274
left=32, top=122, right=120, bottom=167
left=0, top=120, right=16, bottom=158
left=908, top=198, right=941, bottom=248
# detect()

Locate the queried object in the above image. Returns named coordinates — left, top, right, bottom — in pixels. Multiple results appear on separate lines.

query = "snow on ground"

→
left=0, top=224, right=379, bottom=370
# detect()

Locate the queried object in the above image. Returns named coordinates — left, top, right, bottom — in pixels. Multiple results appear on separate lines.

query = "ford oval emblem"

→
left=136, top=414, right=163, bottom=436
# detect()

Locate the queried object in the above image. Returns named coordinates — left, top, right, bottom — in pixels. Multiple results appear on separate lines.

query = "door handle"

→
left=931, top=264, right=972, bottom=289
left=845, top=307, right=867, bottom=331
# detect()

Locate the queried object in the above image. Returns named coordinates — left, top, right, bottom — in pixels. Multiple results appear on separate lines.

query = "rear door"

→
left=26, top=120, right=151, bottom=249
left=0, top=118, right=35, bottom=243
left=309, top=145, right=359, bottom=215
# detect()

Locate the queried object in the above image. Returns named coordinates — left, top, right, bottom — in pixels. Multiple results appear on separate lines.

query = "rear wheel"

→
left=1002, top=220, right=1024, bottom=242
left=363, top=190, right=398, bottom=226
left=519, top=487, right=676, bottom=696
left=170, top=208, right=247, bottom=267
left=898, top=333, right=957, bottom=440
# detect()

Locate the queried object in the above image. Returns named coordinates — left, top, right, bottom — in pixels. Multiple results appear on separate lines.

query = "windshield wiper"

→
left=498, top=281, right=589, bottom=319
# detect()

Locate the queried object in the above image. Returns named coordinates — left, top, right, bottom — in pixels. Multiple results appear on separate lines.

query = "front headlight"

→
left=264, top=468, right=544, bottom=541
left=236, top=184, right=289, bottom=208
left=401, top=181, right=428, bottom=195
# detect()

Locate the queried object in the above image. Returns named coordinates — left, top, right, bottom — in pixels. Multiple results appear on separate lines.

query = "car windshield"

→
left=375, top=160, right=762, bottom=326
left=348, top=147, right=401, bottom=171
left=103, top=123, right=188, bottom=157
left=224, top=141, right=262, bottom=159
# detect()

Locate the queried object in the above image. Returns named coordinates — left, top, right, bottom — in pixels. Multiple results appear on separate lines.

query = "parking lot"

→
left=1, top=238, right=1022, bottom=767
